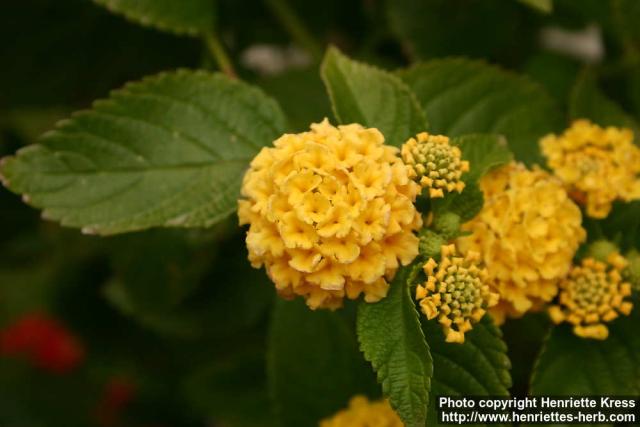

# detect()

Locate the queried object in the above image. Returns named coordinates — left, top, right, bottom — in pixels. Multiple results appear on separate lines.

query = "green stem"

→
left=203, top=31, right=237, bottom=78
left=265, top=0, right=323, bottom=61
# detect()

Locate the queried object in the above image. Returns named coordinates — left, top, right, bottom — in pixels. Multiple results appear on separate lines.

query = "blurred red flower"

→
left=0, top=312, right=84, bottom=374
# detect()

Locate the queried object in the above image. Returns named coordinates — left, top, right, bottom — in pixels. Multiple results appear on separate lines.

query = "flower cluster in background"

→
left=540, top=119, right=640, bottom=218
left=458, top=162, right=586, bottom=324
left=239, top=120, right=422, bottom=309
left=416, top=244, right=498, bottom=343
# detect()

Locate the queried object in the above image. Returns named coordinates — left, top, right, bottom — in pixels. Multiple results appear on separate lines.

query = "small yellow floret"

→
left=238, top=119, right=422, bottom=310
left=540, top=119, right=640, bottom=218
left=319, top=395, right=403, bottom=427
left=401, top=132, right=469, bottom=198
left=549, top=255, right=634, bottom=340
left=457, top=162, right=586, bottom=323
left=415, top=244, right=498, bottom=344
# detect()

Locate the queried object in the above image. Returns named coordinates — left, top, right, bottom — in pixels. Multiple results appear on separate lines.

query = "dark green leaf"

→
left=398, top=59, right=562, bottom=165
left=92, top=0, right=216, bottom=35
left=422, top=315, right=512, bottom=426
left=599, top=201, right=640, bottom=251
left=530, top=309, right=640, bottom=396
left=387, top=0, right=536, bottom=65
left=258, top=68, right=332, bottom=132
left=1, top=70, right=286, bottom=235
left=357, top=265, right=432, bottom=427
left=320, top=47, right=428, bottom=147
left=569, top=69, right=640, bottom=137
left=269, top=299, right=378, bottom=427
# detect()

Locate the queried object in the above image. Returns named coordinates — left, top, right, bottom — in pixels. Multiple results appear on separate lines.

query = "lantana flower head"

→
left=540, top=119, right=640, bottom=218
left=238, top=119, right=422, bottom=309
left=416, top=244, right=499, bottom=343
left=457, top=162, right=586, bottom=323
left=401, top=132, right=469, bottom=198
left=320, top=395, right=402, bottom=427
left=548, top=254, right=634, bottom=340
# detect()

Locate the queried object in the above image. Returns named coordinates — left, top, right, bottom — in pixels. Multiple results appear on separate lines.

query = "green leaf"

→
left=518, top=0, right=553, bottom=13
left=398, top=59, right=563, bottom=166
left=433, top=134, right=511, bottom=222
left=320, top=47, right=428, bottom=147
left=184, top=349, right=274, bottom=427
left=569, top=69, right=640, bottom=137
left=437, top=182, right=484, bottom=224
left=422, top=315, right=512, bottom=426
left=0, top=70, right=286, bottom=235
left=92, top=0, right=216, bottom=36
left=387, top=0, right=536, bottom=64
left=258, top=68, right=332, bottom=132
left=268, top=299, right=378, bottom=427
left=357, top=265, right=432, bottom=427
left=453, top=134, right=512, bottom=184
left=530, top=309, right=640, bottom=396
left=599, top=201, right=640, bottom=252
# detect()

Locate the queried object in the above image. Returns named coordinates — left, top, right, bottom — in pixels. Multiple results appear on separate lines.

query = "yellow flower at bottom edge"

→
left=238, top=119, right=422, bottom=310
left=416, top=244, right=499, bottom=344
left=548, top=254, right=634, bottom=340
left=401, top=132, right=469, bottom=198
left=320, top=395, right=403, bottom=427
left=540, top=119, right=640, bottom=218
left=457, top=162, right=586, bottom=324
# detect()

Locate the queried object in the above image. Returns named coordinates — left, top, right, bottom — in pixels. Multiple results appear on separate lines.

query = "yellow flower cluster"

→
left=320, top=396, right=403, bottom=427
left=401, top=132, right=469, bottom=198
left=458, top=163, right=586, bottom=324
left=238, top=120, right=422, bottom=309
left=416, top=245, right=499, bottom=343
left=540, top=119, right=640, bottom=218
left=548, top=254, right=634, bottom=339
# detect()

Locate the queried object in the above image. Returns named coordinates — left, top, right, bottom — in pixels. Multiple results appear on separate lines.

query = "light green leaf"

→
left=0, top=70, right=286, bottom=235
left=92, top=0, right=215, bottom=36
left=398, top=59, right=562, bottom=165
left=268, top=299, right=378, bottom=427
left=530, top=309, right=640, bottom=396
left=357, top=265, right=432, bottom=427
left=320, top=47, right=428, bottom=147
left=422, top=315, right=512, bottom=426
left=518, top=0, right=553, bottom=13
left=569, top=69, right=640, bottom=137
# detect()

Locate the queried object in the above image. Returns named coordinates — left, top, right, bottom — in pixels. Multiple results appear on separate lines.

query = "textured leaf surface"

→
left=357, top=266, right=432, bottom=427
left=530, top=308, right=640, bottom=396
left=321, top=47, right=428, bottom=147
left=398, top=59, right=562, bottom=165
left=422, top=316, right=512, bottom=426
left=92, top=0, right=215, bottom=35
left=0, top=70, right=286, bottom=235
left=269, top=300, right=378, bottom=427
